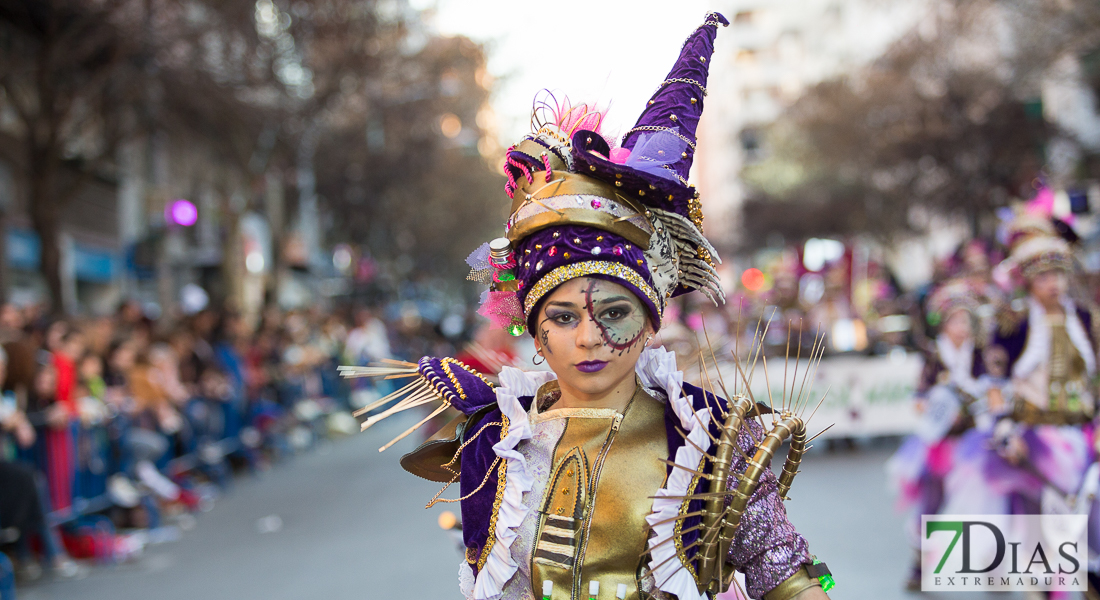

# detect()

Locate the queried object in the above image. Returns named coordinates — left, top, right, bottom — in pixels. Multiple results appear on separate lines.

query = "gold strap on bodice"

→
left=532, top=384, right=668, bottom=600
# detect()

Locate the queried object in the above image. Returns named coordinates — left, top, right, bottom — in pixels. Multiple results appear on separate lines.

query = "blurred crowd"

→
left=0, top=299, right=465, bottom=597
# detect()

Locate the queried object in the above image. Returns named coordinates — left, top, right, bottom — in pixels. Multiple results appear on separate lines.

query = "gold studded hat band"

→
left=522, top=260, right=663, bottom=319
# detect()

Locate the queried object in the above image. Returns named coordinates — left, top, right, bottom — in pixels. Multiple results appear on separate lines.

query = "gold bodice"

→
left=531, top=383, right=668, bottom=600
left=1013, top=312, right=1094, bottom=425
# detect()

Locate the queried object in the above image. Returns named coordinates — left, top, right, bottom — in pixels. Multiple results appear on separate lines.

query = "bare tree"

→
left=739, top=0, right=1099, bottom=246
left=0, top=1, right=146, bottom=312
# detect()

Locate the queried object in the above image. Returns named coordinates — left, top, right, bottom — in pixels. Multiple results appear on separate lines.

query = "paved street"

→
left=15, top=418, right=1000, bottom=600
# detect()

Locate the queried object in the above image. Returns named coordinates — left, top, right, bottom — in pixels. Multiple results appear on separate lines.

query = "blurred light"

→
left=878, top=314, right=911, bottom=334
left=741, top=268, right=765, bottom=291
left=831, top=318, right=868, bottom=353
left=166, top=199, right=198, bottom=226
left=440, top=113, right=462, bottom=138
left=180, top=284, right=209, bottom=315
left=803, top=238, right=845, bottom=272
left=438, top=511, right=458, bottom=530
left=246, top=252, right=265, bottom=274
left=333, top=245, right=353, bottom=272
left=441, top=313, right=464, bottom=338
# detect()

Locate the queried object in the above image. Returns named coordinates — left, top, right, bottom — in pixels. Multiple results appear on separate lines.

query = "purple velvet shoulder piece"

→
left=461, top=394, right=534, bottom=576
left=417, top=356, right=497, bottom=416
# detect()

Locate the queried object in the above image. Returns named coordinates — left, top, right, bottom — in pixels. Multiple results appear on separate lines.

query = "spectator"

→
left=344, top=308, right=391, bottom=366
left=0, top=346, right=82, bottom=581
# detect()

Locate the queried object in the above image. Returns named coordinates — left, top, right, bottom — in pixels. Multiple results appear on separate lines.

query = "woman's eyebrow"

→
left=546, top=301, right=580, bottom=309
left=593, top=295, right=631, bottom=305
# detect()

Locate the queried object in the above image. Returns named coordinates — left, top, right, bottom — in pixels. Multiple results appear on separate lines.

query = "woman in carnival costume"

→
left=943, top=230, right=1100, bottom=592
left=887, top=279, right=988, bottom=590
left=341, top=14, right=833, bottom=600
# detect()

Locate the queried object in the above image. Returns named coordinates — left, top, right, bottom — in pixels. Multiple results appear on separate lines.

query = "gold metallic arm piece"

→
left=696, top=394, right=755, bottom=590
left=762, top=566, right=823, bottom=600
left=726, top=414, right=805, bottom=530
left=689, top=408, right=810, bottom=596
left=777, top=414, right=808, bottom=500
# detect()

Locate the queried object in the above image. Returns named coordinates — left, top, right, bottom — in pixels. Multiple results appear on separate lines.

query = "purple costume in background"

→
left=888, top=335, right=987, bottom=540
left=942, top=234, right=1100, bottom=574
left=889, top=281, right=988, bottom=541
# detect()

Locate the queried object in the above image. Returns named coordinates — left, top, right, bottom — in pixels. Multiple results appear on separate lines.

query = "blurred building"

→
left=0, top=130, right=122, bottom=314
left=695, top=0, right=928, bottom=247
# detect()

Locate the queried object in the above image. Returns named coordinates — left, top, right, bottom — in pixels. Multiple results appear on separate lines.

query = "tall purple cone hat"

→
left=471, top=12, right=729, bottom=336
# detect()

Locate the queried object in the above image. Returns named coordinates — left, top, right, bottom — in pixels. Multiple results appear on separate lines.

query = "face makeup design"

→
left=582, top=280, right=647, bottom=353
left=535, top=277, right=652, bottom=404
left=539, top=319, right=553, bottom=355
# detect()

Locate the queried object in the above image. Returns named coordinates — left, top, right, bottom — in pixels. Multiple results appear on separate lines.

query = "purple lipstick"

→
left=575, top=360, right=608, bottom=373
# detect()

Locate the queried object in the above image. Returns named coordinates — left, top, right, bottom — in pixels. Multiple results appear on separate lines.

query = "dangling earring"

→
left=644, top=335, right=654, bottom=348
left=533, top=351, right=546, bottom=366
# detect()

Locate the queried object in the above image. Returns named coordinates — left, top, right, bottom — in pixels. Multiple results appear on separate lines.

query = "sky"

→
left=411, top=0, right=712, bottom=143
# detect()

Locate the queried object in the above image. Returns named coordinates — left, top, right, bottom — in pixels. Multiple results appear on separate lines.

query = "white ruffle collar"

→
left=1013, top=297, right=1096, bottom=379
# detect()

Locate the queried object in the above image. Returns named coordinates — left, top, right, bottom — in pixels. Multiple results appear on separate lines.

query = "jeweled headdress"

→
left=925, top=279, right=981, bottom=328
left=469, top=12, right=730, bottom=335
left=1007, top=235, right=1076, bottom=280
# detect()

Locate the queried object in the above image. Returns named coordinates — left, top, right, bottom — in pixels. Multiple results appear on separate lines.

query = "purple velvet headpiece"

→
left=514, top=225, right=660, bottom=329
left=472, top=12, right=728, bottom=335
left=621, top=12, right=728, bottom=183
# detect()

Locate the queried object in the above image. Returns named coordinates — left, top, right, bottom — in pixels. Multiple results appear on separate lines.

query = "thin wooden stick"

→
left=794, top=328, right=824, bottom=415
left=805, top=386, right=833, bottom=425
left=798, top=341, right=829, bottom=417
left=806, top=423, right=836, bottom=444
left=352, top=379, right=423, bottom=417
left=782, top=321, right=792, bottom=412
left=378, top=403, right=451, bottom=452
left=660, top=458, right=714, bottom=480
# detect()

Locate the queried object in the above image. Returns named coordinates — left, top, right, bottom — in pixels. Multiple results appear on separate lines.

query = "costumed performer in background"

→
left=886, top=279, right=988, bottom=590
left=943, top=228, right=1100, bottom=593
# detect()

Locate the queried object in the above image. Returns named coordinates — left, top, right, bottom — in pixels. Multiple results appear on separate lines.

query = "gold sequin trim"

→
left=425, top=421, right=507, bottom=508
left=523, top=260, right=662, bottom=317
left=673, top=454, right=707, bottom=581
left=687, top=196, right=705, bottom=231
left=439, top=357, right=494, bottom=401
left=477, top=415, right=510, bottom=572
left=1020, top=252, right=1074, bottom=279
